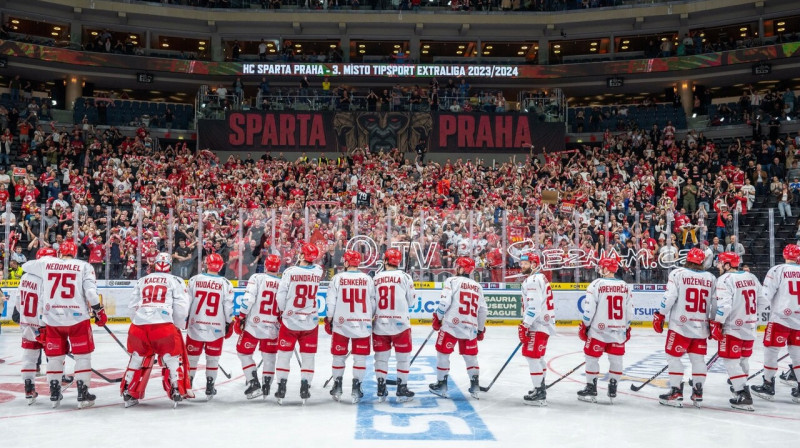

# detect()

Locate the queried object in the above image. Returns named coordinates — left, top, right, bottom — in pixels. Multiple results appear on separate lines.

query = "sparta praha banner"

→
left=198, top=111, right=565, bottom=153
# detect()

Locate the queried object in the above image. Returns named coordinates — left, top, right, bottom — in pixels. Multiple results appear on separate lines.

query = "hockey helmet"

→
left=59, top=240, right=78, bottom=258
left=265, top=254, right=281, bottom=273
left=456, top=257, right=476, bottom=274
left=384, top=248, right=402, bottom=267
left=154, top=252, right=172, bottom=273
left=686, top=247, right=705, bottom=265
left=206, top=253, right=224, bottom=273
left=36, top=247, right=57, bottom=259
left=718, top=251, right=741, bottom=268
left=300, top=243, right=319, bottom=262
left=343, top=250, right=362, bottom=267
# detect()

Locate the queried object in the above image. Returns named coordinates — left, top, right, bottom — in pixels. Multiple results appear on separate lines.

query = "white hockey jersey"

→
left=17, top=272, right=44, bottom=341
left=327, top=270, right=376, bottom=339
left=187, top=273, right=235, bottom=341
left=583, top=277, right=633, bottom=344
left=276, top=264, right=323, bottom=332
left=436, top=276, right=488, bottom=340
left=661, top=268, right=716, bottom=339
left=22, top=257, right=100, bottom=327
left=715, top=270, right=763, bottom=341
left=372, top=269, right=415, bottom=336
left=129, top=272, right=190, bottom=327
left=762, top=263, right=800, bottom=330
left=521, top=272, right=556, bottom=336
left=240, top=273, right=282, bottom=340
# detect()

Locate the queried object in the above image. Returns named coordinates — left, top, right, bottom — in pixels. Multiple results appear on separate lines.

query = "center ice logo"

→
left=355, top=356, right=494, bottom=441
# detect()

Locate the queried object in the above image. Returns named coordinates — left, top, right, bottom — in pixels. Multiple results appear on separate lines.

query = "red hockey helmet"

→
left=154, top=252, right=172, bottom=273
left=36, top=247, right=57, bottom=259
left=456, top=257, right=476, bottom=274
left=206, top=253, right=224, bottom=273
left=343, top=250, right=362, bottom=267
left=686, top=247, right=705, bottom=265
left=384, top=248, right=403, bottom=267
left=718, top=251, right=741, bottom=268
left=300, top=243, right=319, bottom=262
left=265, top=254, right=281, bottom=273
left=783, top=244, right=800, bottom=262
left=597, top=257, right=619, bottom=274
left=519, top=252, right=540, bottom=265
left=58, top=240, right=78, bottom=258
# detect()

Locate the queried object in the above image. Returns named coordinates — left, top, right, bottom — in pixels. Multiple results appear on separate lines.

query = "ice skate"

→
left=376, top=378, right=388, bottom=402
left=523, top=386, right=547, bottom=407
left=122, top=389, right=139, bottom=408
left=300, top=379, right=310, bottom=405
left=658, top=383, right=684, bottom=408
left=275, top=379, right=287, bottom=405
left=261, top=376, right=272, bottom=398
left=244, top=372, right=262, bottom=400
left=351, top=379, right=363, bottom=404
left=171, top=386, right=183, bottom=408
left=690, top=382, right=703, bottom=408
left=76, top=380, right=96, bottom=409
left=779, top=366, right=796, bottom=386
left=577, top=378, right=598, bottom=403
left=24, top=379, right=38, bottom=405
left=395, top=379, right=415, bottom=403
left=468, top=375, right=480, bottom=399
left=751, top=376, right=775, bottom=401
left=792, top=384, right=800, bottom=404
left=205, top=377, right=217, bottom=401
left=61, top=374, right=74, bottom=388
left=608, top=379, right=618, bottom=403
left=730, top=386, right=755, bottom=411
left=49, top=379, right=62, bottom=408
left=330, top=377, right=343, bottom=402
left=429, top=376, right=449, bottom=399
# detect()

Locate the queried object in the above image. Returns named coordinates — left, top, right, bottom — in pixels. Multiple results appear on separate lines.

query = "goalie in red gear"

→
left=121, top=253, right=194, bottom=407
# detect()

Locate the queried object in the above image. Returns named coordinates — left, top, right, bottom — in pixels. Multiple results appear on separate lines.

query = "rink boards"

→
left=0, top=280, right=774, bottom=329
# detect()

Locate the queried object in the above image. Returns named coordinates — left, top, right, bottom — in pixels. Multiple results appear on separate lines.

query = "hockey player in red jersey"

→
left=751, top=244, right=800, bottom=403
left=122, top=253, right=193, bottom=407
left=373, top=248, right=416, bottom=402
left=235, top=254, right=283, bottom=399
left=714, top=251, right=763, bottom=411
left=325, top=250, right=376, bottom=403
left=186, top=253, right=235, bottom=400
left=13, top=247, right=57, bottom=405
left=429, top=257, right=488, bottom=400
left=518, top=253, right=555, bottom=406
left=578, top=256, right=633, bottom=403
left=22, top=240, right=106, bottom=409
left=652, top=247, right=716, bottom=407
left=274, top=243, right=323, bottom=404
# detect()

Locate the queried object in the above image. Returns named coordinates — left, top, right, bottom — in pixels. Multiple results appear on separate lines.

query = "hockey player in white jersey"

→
left=325, top=250, right=376, bottom=403
left=518, top=253, right=556, bottom=406
left=429, top=257, right=488, bottom=400
left=12, top=247, right=56, bottom=404
left=652, top=247, right=716, bottom=407
left=122, top=253, right=193, bottom=407
left=186, top=253, right=235, bottom=400
left=373, top=248, right=416, bottom=402
left=22, top=240, right=106, bottom=409
left=752, top=244, right=800, bottom=403
left=714, top=252, right=763, bottom=411
left=578, top=257, right=633, bottom=403
left=274, top=243, right=323, bottom=404
left=235, top=254, right=283, bottom=399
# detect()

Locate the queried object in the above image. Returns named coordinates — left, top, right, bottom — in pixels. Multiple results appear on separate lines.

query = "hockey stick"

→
left=545, top=362, right=586, bottom=390
left=66, top=353, right=123, bottom=383
left=218, top=364, right=232, bottom=379
left=294, top=348, right=302, bottom=368
left=100, top=324, right=128, bottom=354
left=632, top=351, right=720, bottom=392
left=386, top=329, right=435, bottom=386
left=323, top=351, right=350, bottom=388
left=747, top=353, right=790, bottom=380
left=480, top=342, right=523, bottom=392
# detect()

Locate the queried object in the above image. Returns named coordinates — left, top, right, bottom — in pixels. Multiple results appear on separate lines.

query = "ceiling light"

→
left=405, top=50, right=410, bottom=54
left=394, top=44, right=400, bottom=48
left=359, top=44, right=365, bottom=48
left=199, top=41, right=206, bottom=45
left=777, top=21, right=785, bottom=26
left=330, top=44, right=337, bottom=48
left=423, top=45, right=430, bottom=49
left=422, top=50, right=429, bottom=54
left=589, top=48, right=597, bottom=52
left=554, top=44, right=561, bottom=49
left=590, top=42, right=598, bottom=46
left=131, top=41, right=137, bottom=45
left=91, top=31, right=98, bottom=36
left=129, top=35, right=137, bottom=39
left=621, top=46, right=629, bottom=50
left=554, top=50, right=561, bottom=54
left=486, top=45, right=493, bottom=49
left=11, top=20, right=19, bottom=24
left=269, top=49, right=276, bottom=53
left=622, top=40, right=630, bottom=44
left=521, top=45, right=528, bottom=50
left=740, top=27, right=747, bottom=31
left=456, top=50, right=462, bottom=54
left=53, top=26, right=61, bottom=31
left=483, top=51, right=490, bottom=55
left=534, top=46, right=538, bottom=50
left=296, top=49, right=302, bottom=53
left=198, top=46, right=205, bottom=50
left=295, top=44, right=301, bottom=47
left=162, top=43, right=169, bottom=47
left=778, top=28, right=786, bottom=32
left=458, top=45, right=465, bottom=49
left=51, top=32, right=58, bottom=36
left=359, top=50, right=365, bottom=53
left=700, top=33, right=705, bottom=37
left=661, top=37, right=667, bottom=41
left=517, top=51, right=524, bottom=55
left=741, top=33, right=747, bottom=37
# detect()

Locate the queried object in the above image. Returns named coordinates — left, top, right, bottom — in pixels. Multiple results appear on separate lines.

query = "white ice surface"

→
left=0, top=325, right=797, bottom=447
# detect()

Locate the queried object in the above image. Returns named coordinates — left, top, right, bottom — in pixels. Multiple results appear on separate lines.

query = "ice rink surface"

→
left=0, top=325, right=798, bottom=447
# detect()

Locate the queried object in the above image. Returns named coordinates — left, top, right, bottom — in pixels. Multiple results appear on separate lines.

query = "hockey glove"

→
left=626, top=327, right=632, bottom=342
left=234, top=313, right=246, bottom=335
left=225, top=321, right=235, bottom=339
left=35, top=326, right=47, bottom=345
left=652, top=312, right=665, bottom=334
left=578, top=322, right=589, bottom=342
left=324, top=317, right=333, bottom=335
left=91, top=304, right=108, bottom=327
left=518, top=323, right=531, bottom=343
left=432, top=313, right=442, bottom=331
left=477, top=328, right=485, bottom=342
left=709, top=321, right=723, bottom=341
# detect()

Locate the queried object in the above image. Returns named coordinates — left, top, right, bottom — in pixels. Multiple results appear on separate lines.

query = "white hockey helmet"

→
left=154, top=252, right=172, bottom=273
